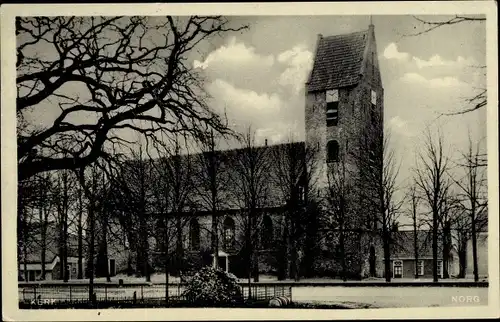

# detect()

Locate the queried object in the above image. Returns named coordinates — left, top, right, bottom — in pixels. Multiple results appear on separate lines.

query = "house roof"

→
left=391, top=230, right=454, bottom=259
left=24, top=222, right=81, bottom=264
left=307, top=30, right=369, bottom=92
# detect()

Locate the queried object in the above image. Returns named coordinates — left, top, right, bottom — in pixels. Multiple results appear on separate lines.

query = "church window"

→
left=327, top=140, right=339, bottom=163
left=326, top=89, right=339, bottom=126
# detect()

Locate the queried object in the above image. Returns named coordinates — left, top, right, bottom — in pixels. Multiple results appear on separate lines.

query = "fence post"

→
left=265, top=285, right=268, bottom=299
left=69, top=286, right=72, bottom=302
left=133, top=291, right=137, bottom=304
left=34, top=287, right=37, bottom=302
left=105, top=285, right=107, bottom=302
left=141, top=285, right=144, bottom=302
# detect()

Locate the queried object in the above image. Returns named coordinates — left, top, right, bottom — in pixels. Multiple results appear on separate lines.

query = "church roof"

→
left=307, top=29, right=369, bottom=92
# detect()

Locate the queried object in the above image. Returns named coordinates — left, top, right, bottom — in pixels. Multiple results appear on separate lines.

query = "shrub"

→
left=182, top=266, right=243, bottom=306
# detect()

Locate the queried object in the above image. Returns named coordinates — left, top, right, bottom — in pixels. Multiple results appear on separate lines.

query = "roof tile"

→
left=307, top=30, right=368, bottom=92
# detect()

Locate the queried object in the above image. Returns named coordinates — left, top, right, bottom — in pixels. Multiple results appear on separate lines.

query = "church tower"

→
left=304, top=21, right=384, bottom=277
left=304, top=21, right=383, bottom=191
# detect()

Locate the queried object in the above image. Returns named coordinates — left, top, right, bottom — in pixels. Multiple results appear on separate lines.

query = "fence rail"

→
left=19, top=283, right=291, bottom=307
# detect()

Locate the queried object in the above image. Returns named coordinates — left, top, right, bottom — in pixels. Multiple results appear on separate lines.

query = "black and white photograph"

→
left=1, top=2, right=498, bottom=320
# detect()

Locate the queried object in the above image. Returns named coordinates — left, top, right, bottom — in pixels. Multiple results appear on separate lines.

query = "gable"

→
left=307, top=30, right=369, bottom=92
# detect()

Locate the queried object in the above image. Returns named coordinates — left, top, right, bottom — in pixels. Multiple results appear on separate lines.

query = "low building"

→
left=390, top=230, right=459, bottom=279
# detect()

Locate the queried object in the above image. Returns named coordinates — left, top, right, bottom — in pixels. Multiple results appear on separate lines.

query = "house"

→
left=18, top=222, right=84, bottom=281
left=18, top=220, right=128, bottom=281
left=389, top=230, right=459, bottom=279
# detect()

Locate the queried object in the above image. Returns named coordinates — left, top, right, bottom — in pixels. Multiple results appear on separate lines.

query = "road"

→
left=291, top=286, right=488, bottom=308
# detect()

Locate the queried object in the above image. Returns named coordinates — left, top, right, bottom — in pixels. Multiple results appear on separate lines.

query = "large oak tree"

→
left=17, top=16, right=246, bottom=180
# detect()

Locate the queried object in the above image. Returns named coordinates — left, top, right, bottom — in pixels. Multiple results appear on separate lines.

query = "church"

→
left=143, top=21, right=386, bottom=280
left=19, top=22, right=387, bottom=282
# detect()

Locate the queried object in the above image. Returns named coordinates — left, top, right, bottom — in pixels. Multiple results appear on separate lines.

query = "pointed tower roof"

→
left=306, top=29, right=370, bottom=92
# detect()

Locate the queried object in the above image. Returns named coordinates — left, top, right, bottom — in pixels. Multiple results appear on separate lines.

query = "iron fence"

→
left=19, top=283, right=291, bottom=307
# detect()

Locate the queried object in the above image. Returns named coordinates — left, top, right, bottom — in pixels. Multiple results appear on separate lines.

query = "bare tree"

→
left=406, top=183, right=424, bottom=278
left=74, top=162, right=106, bottom=303
left=271, top=136, right=319, bottom=281
left=114, top=143, right=155, bottom=282
left=16, top=16, right=247, bottom=180
left=53, top=169, right=75, bottom=282
left=193, top=130, right=228, bottom=269
left=451, top=135, right=488, bottom=281
left=414, top=127, right=451, bottom=282
left=17, top=176, right=44, bottom=281
left=34, top=172, right=54, bottom=281
left=323, top=152, right=355, bottom=281
left=230, top=127, right=271, bottom=291
left=76, top=181, right=84, bottom=279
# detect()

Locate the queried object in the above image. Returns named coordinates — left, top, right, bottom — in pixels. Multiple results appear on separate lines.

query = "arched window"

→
left=327, top=140, right=339, bottom=163
left=189, top=218, right=200, bottom=250
left=261, top=216, right=274, bottom=249
left=223, top=217, right=235, bottom=250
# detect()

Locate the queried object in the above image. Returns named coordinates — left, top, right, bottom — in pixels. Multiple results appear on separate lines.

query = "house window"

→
left=393, top=260, right=403, bottom=278
left=437, top=260, right=443, bottom=278
left=223, top=217, right=236, bottom=250
left=327, top=140, right=339, bottom=163
left=371, top=90, right=377, bottom=124
left=189, top=218, right=200, bottom=250
left=261, top=215, right=273, bottom=249
left=326, top=89, right=339, bottom=126
left=416, top=260, right=424, bottom=276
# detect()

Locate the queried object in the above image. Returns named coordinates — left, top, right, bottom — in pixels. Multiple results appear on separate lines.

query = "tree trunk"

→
left=77, top=209, right=83, bottom=279
left=432, top=207, right=438, bottom=282
left=278, top=221, right=289, bottom=280
left=458, top=243, right=467, bottom=278
left=103, top=213, right=111, bottom=282
left=63, top=176, right=69, bottom=282
left=175, top=215, right=183, bottom=276
left=340, top=231, right=347, bottom=282
left=413, top=207, right=419, bottom=278
left=164, top=216, right=169, bottom=303
left=252, top=214, right=259, bottom=282
left=246, top=214, right=252, bottom=298
left=442, top=221, right=451, bottom=279
left=383, top=229, right=391, bottom=282
left=471, top=216, right=479, bottom=282
left=88, top=198, right=96, bottom=304
left=40, top=206, right=47, bottom=281
left=211, top=212, right=218, bottom=268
